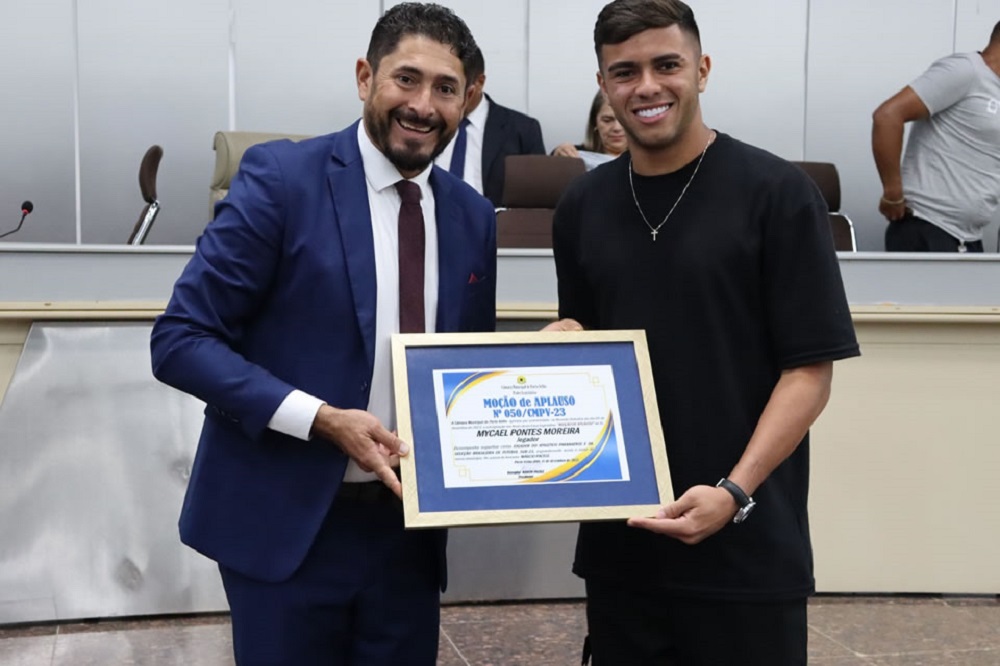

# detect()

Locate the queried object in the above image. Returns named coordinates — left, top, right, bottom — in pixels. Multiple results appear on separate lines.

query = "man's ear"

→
left=357, top=58, right=373, bottom=101
left=697, top=54, right=711, bottom=93
left=597, top=70, right=608, bottom=99
left=467, top=74, right=485, bottom=104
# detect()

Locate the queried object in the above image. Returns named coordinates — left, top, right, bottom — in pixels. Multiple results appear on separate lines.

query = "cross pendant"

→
left=651, top=229, right=659, bottom=241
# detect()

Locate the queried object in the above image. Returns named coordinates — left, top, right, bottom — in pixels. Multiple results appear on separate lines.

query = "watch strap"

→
left=716, top=477, right=752, bottom=508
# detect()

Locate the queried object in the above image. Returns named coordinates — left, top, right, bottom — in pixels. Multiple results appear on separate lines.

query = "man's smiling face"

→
left=598, top=24, right=710, bottom=157
left=357, top=35, right=469, bottom=177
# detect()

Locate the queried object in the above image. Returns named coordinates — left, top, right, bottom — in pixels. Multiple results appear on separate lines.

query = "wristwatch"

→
left=716, top=478, right=756, bottom=524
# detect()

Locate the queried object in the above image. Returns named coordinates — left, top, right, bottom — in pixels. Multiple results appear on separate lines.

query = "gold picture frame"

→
left=392, top=330, right=672, bottom=528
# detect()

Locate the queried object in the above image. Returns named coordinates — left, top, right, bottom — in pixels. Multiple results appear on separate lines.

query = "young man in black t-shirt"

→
left=547, top=1, right=860, bottom=664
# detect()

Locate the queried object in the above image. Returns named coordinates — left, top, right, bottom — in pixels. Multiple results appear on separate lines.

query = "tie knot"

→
left=460, top=117, right=471, bottom=129
left=396, top=180, right=422, bottom=205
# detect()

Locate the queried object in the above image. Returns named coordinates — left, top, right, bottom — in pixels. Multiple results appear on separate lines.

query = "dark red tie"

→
left=395, top=180, right=425, bottom=333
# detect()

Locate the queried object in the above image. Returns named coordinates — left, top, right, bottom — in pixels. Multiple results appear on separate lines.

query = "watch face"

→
left=733, top=501, right=756, bottom=524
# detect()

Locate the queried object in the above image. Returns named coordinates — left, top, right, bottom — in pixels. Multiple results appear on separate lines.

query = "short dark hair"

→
left=991, top=20, right=1000, bottom=44
left=366, top=3, right=479, bottom=80
left=466, top=46, right=486, bottom=83
left=594, top=0, right=701, bottom=65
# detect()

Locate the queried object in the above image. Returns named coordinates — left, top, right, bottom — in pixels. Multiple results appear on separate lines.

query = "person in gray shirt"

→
left=873, top=20, right=1000, bottom=252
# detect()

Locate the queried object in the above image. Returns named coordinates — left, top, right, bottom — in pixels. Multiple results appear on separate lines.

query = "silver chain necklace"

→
left=628, top=133, right=714, bottom=241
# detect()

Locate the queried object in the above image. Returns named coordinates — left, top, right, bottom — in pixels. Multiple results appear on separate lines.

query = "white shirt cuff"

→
left=267, top=390, right=324, bottom=441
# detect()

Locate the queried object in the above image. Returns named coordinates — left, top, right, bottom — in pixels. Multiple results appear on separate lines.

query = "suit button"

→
left=361, top=381, right=369, bottom=392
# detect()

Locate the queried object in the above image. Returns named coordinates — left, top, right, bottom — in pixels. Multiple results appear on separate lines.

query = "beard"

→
left=364, top=105, right=456, bottom=174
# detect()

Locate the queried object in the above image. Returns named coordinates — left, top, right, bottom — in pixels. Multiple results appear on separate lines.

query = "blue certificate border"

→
left=405, top=341, right=661, bottom=514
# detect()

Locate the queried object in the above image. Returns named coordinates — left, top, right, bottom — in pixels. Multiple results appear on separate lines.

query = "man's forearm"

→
left=727, top=362, right=833, bottom=496
left=871, top=107, right=906, bottom=199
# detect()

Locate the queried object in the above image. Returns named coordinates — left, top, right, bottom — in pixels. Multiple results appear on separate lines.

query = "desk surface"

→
left=2, top=244, right=1000, bottom=308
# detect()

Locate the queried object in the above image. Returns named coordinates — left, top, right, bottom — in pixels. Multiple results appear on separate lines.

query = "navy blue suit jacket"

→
left=151, top=121, right=497, bottom=583
left=481, top=96, right=546, bottom=206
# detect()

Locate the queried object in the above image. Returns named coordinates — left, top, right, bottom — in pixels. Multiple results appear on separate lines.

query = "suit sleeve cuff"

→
left=267, top=390, right=324, bottom=441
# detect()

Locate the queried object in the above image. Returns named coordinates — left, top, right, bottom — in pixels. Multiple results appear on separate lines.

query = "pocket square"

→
left=468, top=273, right=481, bottom=284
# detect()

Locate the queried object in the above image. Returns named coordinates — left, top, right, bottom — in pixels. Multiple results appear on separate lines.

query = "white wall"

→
left=76, top=0, right=231, bottom=245
left=0, top=0, right=78, bottom=244
left=698, top=0, right=809, bottom=161
left=0, top=0, right=997, bottom=248
left=233, top=0, right=379, bottom=135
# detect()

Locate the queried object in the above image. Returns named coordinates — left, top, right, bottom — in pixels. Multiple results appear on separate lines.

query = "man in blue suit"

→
left=150, top=4, right=495, bottom=664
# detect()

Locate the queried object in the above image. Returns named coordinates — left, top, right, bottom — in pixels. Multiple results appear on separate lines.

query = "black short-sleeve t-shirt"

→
left=552, top=133, right=860, bottom=600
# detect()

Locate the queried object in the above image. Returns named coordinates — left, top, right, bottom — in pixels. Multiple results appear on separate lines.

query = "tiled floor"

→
left=0, top=596, right=997, bottom=665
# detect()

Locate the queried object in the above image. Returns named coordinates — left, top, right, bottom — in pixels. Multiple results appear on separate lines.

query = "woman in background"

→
left=552, top=91, right=627, bottom=168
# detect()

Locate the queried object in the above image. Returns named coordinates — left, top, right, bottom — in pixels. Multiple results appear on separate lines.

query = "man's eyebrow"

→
left=607, top=52, right=685, bottom=71
left=652, top=53, right=684, bottom=65
left=393, top=65, right=423, bottom=77
left=605, top=60, right=636, bottom=72
left=392, top=65, right=460, bottom=86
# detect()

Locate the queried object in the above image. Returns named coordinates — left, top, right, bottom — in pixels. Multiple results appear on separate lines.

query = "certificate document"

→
left=433, top=365, right=628, bottom=488
left=393, top=330, right=672, bottom=528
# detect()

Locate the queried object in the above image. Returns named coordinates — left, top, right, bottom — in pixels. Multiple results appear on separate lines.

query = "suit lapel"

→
left=480, top=95, right=506, bottom=178
left=431, top=169, right=464, bottom=333
left=328, top=122, right=377, bottom=374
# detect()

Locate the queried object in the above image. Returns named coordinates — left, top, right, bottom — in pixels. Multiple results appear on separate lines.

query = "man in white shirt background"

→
left=873, top=20, right=1000, bottom=252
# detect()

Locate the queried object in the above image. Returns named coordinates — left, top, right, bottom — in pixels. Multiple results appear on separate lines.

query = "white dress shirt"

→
left=267, top=122, right=439, bottom=482
left=435, top=95, right=489, bottom=195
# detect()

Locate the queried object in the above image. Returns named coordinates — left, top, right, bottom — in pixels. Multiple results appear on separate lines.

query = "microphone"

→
left=0, top=201, right=33, bottom=239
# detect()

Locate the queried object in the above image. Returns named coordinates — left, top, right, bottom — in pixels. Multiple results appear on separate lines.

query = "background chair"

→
left=127, top=145, right=163, bottom=245
left=210, top=131, right=310, bottom=218
left=791, top=161, right=857, bottom=252
left=496, top=155, right=586, bottom=248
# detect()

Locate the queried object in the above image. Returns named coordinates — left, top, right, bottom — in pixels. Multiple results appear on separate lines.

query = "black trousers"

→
left=885, top=214, right=983, bottom=252
left=582, top=578, right=807, bottom=666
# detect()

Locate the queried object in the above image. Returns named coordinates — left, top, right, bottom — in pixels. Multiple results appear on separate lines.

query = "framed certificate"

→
left=391, top=330, right=672, bottom=528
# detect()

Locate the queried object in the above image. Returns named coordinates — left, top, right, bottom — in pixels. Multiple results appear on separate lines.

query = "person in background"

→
left=873, top=20, right=1000, bottom=252
left=436, top=46, right=546, bottom=206
left=546, top=0, right=860, bottom=663
left=149, top=3, right=496, bottom=664
left=552, top=90, right=628, bottom=169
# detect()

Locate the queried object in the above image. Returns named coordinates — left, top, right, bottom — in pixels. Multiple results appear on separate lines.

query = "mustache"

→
left=392, top=109, right=444, bottom=132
